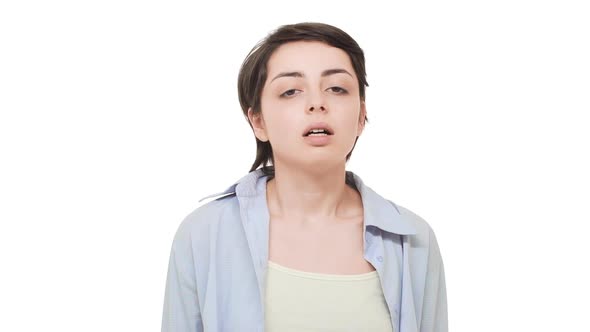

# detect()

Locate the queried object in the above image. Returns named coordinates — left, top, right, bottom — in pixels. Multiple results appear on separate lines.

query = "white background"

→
left=1, top=0, right=589, bottom=331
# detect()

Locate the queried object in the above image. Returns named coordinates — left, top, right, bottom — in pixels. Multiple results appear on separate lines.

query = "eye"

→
left=328, top=86, right=348, bottom=94
left=280, top=89, right=299, bottom=98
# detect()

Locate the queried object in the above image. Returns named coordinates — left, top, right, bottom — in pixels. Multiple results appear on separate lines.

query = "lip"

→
left=304, top=134, right=332, bottom=146
left=302, top=122, right=334, bottom=136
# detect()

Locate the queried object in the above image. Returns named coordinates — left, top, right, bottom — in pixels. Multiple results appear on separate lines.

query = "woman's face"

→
left=248, top=40, right=366, bottom=171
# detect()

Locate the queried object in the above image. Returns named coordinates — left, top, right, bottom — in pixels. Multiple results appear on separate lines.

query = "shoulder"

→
left=170, top=195, right=238, bottom=249
left=389, top=200, right=443, bottom=254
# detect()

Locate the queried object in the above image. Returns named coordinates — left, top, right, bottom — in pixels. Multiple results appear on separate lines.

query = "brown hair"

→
left=237, top=22, right=369, bottom=180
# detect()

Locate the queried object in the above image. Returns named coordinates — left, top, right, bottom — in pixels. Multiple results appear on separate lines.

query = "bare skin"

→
left=266, top=177, right=376, bottom=275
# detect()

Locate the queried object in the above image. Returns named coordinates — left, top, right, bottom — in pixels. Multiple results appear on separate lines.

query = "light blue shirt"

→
left=161, top=168, right=448, bottom=332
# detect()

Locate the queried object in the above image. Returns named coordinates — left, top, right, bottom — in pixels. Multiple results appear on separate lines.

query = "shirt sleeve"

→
left=420, top=227, right=448, bottom=332
left=161, top=226, right=203, bottom=332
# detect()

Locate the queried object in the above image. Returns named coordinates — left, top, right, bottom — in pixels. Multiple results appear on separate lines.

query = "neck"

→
left=265, top=160, right=356, bottom=226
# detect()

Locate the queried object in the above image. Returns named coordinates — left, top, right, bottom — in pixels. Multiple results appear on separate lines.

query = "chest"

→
left=267, top=216, right=376, bottom=274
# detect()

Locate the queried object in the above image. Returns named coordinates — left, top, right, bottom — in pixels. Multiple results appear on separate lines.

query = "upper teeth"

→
left=309, top=129, right=328, bottom=134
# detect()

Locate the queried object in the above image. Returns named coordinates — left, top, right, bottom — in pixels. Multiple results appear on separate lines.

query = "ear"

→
left=357, top=101, right=367, bottom=137
left=247, top=107, right=269, bottom=142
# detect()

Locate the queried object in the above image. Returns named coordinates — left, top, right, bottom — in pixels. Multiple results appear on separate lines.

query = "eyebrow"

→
left=270, top=68, right=353, bottom=83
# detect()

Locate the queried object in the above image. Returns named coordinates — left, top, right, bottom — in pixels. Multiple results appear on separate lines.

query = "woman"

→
left=162, top=22, right=448, bottom=332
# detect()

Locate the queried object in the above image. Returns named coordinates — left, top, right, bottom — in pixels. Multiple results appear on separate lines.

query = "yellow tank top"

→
left=264, top=260, right=394, bottom=332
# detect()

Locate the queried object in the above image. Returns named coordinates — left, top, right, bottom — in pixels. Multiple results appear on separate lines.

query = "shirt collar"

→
left=198, top=168, right=417, bottom=235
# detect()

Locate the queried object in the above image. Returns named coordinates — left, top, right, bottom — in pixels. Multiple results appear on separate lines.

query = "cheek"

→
left=261, top=97, right=301, bottom=119
left=340, top=109, right=363, bottom=131
left=260, top=108, right=297, bottom=137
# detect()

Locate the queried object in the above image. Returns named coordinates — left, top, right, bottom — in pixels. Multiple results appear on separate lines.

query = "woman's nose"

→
left=309, top=104, right=326, bottom=112
left=307, top=91, right=326, bottom=112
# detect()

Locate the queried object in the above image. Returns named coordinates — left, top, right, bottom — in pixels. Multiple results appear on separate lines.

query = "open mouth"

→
left=303, top=129, right=333, bottom=136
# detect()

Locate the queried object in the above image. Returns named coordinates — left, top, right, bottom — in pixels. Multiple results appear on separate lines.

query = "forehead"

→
left=266, top=41, right=355, bottom=77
